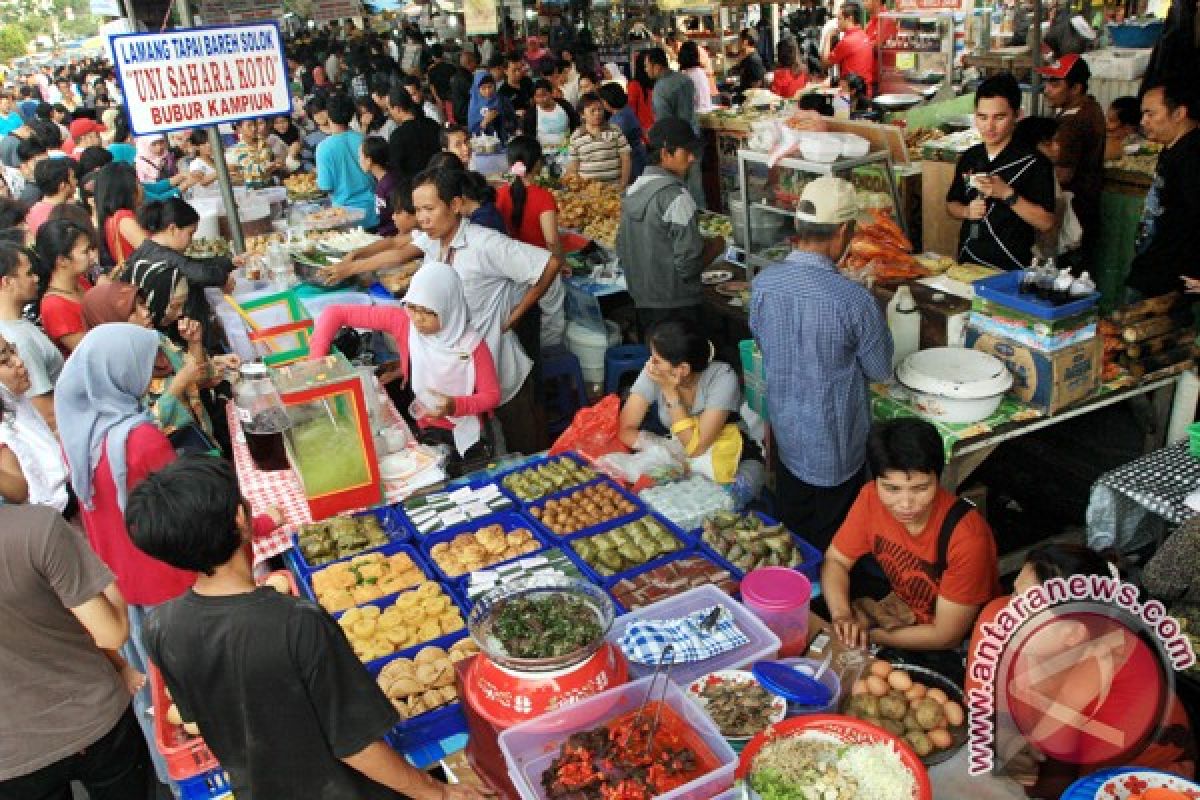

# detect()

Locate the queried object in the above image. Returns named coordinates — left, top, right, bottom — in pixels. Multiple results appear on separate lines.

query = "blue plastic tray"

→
left=417, top=512, right=552, bottom=584
left=289, top=506, right=411, bottom=577
left=696, top=511, right=825, bottom=585
left=522, top=477, right=646, bottom=540
left=296, top=540, right=433, bottom=608
left=178, top=768, right=232, bottom=799
left=972, top=270, right=1101, bottom=321
left=494, top=452, right=599, bottom=504
left=366, top=630, right=472, bottom=756
left=397, top=477, right=518, bottom=537
left=567, top=512, right=695, bottom=581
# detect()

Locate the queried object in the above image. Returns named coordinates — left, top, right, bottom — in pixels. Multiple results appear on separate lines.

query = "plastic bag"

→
left=549, top=394, right=627, bottom=461
left=596, top=432, right=688, bottom=484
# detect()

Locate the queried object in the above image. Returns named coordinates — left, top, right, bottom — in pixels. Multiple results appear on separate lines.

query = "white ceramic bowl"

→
left=896, top=347, right=1013, bottom=424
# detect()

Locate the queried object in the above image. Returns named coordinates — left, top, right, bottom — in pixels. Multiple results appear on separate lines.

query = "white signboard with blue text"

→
left=109, top=22, right=292, bottom=136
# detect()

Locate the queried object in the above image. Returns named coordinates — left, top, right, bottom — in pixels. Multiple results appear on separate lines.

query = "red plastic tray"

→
left=148, top=665, right=219, bottom=781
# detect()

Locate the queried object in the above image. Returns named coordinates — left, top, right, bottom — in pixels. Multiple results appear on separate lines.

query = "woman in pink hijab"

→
left=135, top=135, right=196, bottom=199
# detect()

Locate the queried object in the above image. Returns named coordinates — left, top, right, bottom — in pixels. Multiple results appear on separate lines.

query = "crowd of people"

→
left=0, top=10, right=1198, bottom=799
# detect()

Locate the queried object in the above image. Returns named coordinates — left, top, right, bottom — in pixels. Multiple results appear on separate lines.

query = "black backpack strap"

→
left=933, top=498, right=975, bottom=583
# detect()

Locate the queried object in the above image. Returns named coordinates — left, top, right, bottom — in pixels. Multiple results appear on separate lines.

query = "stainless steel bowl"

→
left=467, top=575, right=615, bottom=673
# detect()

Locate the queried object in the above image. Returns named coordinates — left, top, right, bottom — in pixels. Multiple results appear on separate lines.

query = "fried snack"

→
left=375, top=638, right=479, bottom=719
left=311, top=551, right=425, bottom=612
left=338, top=582, right=464, bottom=663
left=428, top=525, right=541, bottom=578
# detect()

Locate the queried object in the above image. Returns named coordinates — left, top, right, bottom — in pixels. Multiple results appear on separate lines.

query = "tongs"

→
left=623, top=643, right=676, bottom=760
left=621, top=606, right=724, bottom=759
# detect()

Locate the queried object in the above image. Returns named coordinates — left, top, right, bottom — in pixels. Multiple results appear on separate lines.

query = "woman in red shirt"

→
left=494, top=136, right=562, bottom=257
left=94, top=162, right=148, bottom=273
left=34, top=219, right=96, bottom=355
left=627, top=52, right=656, bottom=136
left=309, top=264, right=501, bottom=467
left=771, top=38, right=809, bottom=99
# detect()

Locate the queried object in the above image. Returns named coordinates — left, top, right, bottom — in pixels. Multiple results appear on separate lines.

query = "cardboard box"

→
left=965, top=326, right=1102, bottom=414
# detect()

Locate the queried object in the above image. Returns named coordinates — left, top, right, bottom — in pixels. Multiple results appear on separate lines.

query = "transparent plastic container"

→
left=608, top=584, right=781, bottom=686
left=497, top=675, right=738, bottom=800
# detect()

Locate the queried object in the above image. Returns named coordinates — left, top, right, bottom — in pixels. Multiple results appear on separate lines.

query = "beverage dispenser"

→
left=269, top=353, right=383, bottom=520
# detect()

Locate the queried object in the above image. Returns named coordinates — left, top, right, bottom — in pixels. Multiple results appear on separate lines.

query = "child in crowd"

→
left=565, top=92, right=631, bottom=187
left=127, top=454, right=493, bottom=800
left=442, top=124, right=473, bottom=167
left=468, top=75, right=515, bottom=141
left=1104, top=95, right=1143, bottom=162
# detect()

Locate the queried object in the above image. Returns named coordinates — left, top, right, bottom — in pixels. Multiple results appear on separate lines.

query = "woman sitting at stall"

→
left=136, top=134, right=196, bottom=200
left=34, top=219, right=96, bottom=355
left=81, top=279, right=222, bottom=447
left=966, top=543, right=1196, bottom=796
left=308, top=266, right=501, bottom=472
left=618, top=318, right=746, bottom=485
left=0, top=332, right=69, bottom=511
left=94, top=162, right=148, bottom=273
left=459, top=170, right=507, bottom=235
left=184, top=131, right=220, bottom=195
left=520, top=79, right=579, bottom=153
left=360, top=136, right=399, bottom=237
left=468, top=74, right=516, bottom=142
left=822, top=418, right=999, bottom=680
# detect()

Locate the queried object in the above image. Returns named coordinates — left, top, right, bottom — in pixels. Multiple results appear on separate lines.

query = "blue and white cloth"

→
left=619, top=606, right=749, bottom=666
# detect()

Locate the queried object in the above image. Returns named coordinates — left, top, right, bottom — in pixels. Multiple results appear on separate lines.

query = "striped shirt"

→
left=749, top=250, right=893, bottom=486
left=567, top=124, right=630, bottom=186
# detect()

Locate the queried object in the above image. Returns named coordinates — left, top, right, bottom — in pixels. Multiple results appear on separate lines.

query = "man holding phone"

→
left=945, top=73, right=1056, bottom=270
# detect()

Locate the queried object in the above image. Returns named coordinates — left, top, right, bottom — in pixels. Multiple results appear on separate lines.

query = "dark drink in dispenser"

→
left=244, top=408, right=291, bottom=471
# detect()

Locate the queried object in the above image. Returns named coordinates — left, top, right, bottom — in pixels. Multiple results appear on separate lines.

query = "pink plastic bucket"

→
left=741, top=567, right=812, bottom=658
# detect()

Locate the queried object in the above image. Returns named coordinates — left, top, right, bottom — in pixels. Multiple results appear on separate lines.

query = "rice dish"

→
left=749, top=734, right=916, bottom=800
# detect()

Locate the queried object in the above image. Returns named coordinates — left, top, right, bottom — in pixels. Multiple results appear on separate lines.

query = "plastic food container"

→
left=497, top=675, right=738, bottom=800
left=775, top=657, right=841, bottom=715
left=895, top=347, right=1013, bottom=424
left=608, top=584, right=781, bottom=685
left=740, top=568, right=812, bottom=658
left=800, top=135, right=843, bottom=163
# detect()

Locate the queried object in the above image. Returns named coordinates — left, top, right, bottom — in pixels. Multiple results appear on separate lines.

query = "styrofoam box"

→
left=608, top=584, right=781, bottom=686
left=497, top=675, right=738, bottom=800
left=1083, top=48, right=1152, bottom=80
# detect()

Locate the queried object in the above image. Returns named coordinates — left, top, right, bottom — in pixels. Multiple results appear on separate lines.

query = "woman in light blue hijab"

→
left=56, top=322, right=162, bottom=512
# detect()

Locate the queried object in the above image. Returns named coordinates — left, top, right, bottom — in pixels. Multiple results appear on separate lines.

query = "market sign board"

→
left=310, top=0, right=365, bottom=22
left=109, top=22, right=291, bottom=136
left=200, top=0, right=284, bottom=24
left=464, top=0, right=499, bottom=35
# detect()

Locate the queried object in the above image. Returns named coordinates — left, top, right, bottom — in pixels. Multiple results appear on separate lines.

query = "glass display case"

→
left=269, top=352, right=383, bottom=520
left=876, top=11, right=957, bottom=100
left=735, top=148, right=905, bottom=281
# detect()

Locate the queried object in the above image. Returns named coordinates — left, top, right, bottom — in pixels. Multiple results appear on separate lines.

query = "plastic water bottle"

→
left=729, top=460, right=766, bottom=511
left=887, top=285, right=921, bottom=369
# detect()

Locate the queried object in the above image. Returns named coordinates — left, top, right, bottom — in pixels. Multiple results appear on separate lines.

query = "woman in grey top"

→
left=618, top=318, right=745, bottom=484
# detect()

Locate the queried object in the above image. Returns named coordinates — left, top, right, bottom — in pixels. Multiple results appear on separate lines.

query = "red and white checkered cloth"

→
left=230, top=386, right=438, bottom=566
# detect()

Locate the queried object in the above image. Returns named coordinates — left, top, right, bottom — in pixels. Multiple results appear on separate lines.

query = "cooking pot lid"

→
left=896, top=347, right=1013, bottom=399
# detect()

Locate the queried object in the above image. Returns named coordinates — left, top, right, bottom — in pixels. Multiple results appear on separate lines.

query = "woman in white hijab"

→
left=308, top=264, right=501, bottom=460
left=0, top=333, right=69, bottom=511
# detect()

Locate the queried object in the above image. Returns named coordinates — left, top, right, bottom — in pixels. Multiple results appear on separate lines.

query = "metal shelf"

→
left=751, top=201, right=796, bottom=219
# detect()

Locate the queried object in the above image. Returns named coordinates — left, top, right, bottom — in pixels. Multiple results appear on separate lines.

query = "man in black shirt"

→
left=734, top=29, right=767, bottom=90
left=388, top=87, right=442, bottom=181
left=128, top=456, right=493, bottom=800
left=945, top=73, right=1056, bottom=270
left=499, top=55, right=534, bottom=118
left=1128, top=77, right=1200, bottom=300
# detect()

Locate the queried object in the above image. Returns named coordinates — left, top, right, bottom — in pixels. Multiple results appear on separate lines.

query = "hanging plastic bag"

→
left=549, top=394, right=628, bottom=461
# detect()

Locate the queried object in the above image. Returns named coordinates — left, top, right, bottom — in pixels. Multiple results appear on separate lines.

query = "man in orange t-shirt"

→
left=822, top=418, right=999, bottom=656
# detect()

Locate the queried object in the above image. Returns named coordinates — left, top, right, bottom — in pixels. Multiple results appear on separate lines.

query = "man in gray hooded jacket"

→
left=616, top=118, right=726, bottom=334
